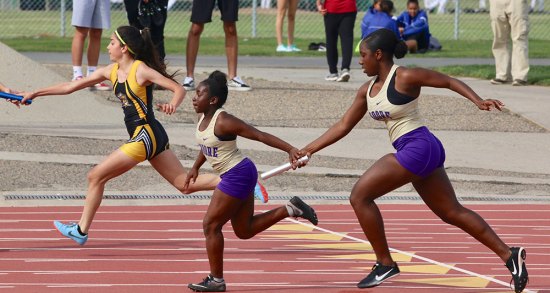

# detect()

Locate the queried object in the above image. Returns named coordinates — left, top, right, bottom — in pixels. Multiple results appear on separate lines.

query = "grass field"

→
left=1, top=2, right=549, bottom=86
left=1, top=4, right=550, bottom=41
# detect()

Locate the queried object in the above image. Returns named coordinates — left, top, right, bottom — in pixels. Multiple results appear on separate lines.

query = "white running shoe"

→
left=276, top=44, right=289, bottom=52
left=227, top=76, right=252, bottom=91
left=288, top=44, right=301, bottom=52
left=182, top=77, right=195, bottom=91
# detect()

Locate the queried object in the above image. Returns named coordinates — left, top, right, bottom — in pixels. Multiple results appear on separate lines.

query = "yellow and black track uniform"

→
left=109, top=60, right=169, bottom=162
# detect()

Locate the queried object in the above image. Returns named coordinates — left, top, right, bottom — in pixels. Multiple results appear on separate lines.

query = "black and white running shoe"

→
left=506, top=247, right=529, bottom=293
left=182, top=77, right=195, bottom=91
left=227, top=76, right=252, bottom=91
left=287, top=196, right=318, bottom=225
left=357, top=262, right=400, bottom=288
left=188, top=275, right=226, bottom=292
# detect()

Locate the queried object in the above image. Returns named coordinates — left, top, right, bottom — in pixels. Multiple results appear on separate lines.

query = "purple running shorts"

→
left=392, top=126, right=446, bottom=178
left=217, top=157, right=258, bottom=200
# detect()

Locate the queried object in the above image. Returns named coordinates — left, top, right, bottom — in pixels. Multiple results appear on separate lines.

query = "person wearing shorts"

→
left=71, top=0, right=111, bottom=91
left=17, top=26, right=225, bottom=247
left=299, top=28, right=529, bottom=293
left=181, top=0, right=252, bottom=93
left=186, top=71, right=318, bottom=292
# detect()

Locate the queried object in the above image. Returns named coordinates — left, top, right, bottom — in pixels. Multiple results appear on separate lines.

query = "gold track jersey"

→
left=196, top=109, right=244, bottom=175
left=109, top=60, right=169, bottom=161
left=366, top=64, right=425, bottom=143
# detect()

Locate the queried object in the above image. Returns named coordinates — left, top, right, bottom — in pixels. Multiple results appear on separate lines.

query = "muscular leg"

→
left=203, top=190, right=290, bottom=278
left=149, top=150, right=220, bottom=193
left=202, top=189, right=243, bottom=278
left=79, top=149, right=138, bottom=233
left=186, top=23, right=204, bottom=79
left=350, top=154, right=418, bottom=266
left=223, top=21, right=238, bottom=79
left=230, top=194, right=288, bottom=240
left=413, top=168, right=511, bottom=262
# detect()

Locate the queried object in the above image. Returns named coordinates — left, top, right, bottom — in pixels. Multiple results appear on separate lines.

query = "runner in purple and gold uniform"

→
left=298, top=28, right=529, bottom=293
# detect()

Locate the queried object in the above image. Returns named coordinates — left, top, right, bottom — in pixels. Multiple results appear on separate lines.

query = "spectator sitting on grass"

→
left=360, top=0, right=400, bottom=39
left=397, top=0, right=431, bottom=53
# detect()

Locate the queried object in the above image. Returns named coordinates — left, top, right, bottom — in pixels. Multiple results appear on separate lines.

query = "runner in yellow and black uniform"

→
left=110, top=60, right=169, bottom=161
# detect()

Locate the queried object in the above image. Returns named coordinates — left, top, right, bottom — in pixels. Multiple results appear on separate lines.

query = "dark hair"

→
left=361, top=28, right=408, bottom=59
left=379, top=0, right=394, bottom=14
left=407, top=0, right=419, bottom=5
left=200, top=70, right=228, bottom=107
left=115, top=25, right=176, bottom=81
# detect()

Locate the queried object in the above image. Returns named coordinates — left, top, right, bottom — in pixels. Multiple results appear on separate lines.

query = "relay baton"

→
left=0, top=92, right=32, bottom=104
left=260, top=156, right=309, bottom=180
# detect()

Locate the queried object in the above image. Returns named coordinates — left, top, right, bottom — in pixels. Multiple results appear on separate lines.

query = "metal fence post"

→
left=252, top=0, right=257, bottom=38
left=60, top=0, right=66, bottom=37
left=454, top=0, right=459, bottom=40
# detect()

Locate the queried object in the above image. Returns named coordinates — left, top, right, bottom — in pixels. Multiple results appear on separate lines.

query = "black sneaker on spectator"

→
left=182, top=77, right=195, bottom=91
left=506, top=247, right=529, bottom=293
left=188, top=275, right=226, bottom=292
left=357, top=262, right=400, bottom=288
left=490, top=78, right=510, bottom=85
left=325, top=73, right=338, bottom=81
left=337, top=69, right=351, bottom=82
left=227, top=76, right=252, bottom=91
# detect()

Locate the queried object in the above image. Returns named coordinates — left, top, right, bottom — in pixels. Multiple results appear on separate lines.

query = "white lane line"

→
left=285, top=218, right=537, bottom=293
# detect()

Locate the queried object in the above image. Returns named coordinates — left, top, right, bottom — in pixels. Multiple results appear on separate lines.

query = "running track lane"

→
left=0, top=204, right=548, bottom=292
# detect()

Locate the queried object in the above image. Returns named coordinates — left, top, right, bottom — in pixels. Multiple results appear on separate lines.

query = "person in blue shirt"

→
left=360, top=0, right=382, bottom=36
left=360, top=0, right=400, bottom=39
left=397, top=0, right=431, bottom=53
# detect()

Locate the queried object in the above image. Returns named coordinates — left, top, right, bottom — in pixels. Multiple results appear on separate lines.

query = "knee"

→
left=188, top=24, right=203, bottom=37
left=287, top=13, right=296, bottom=22
left=436, top=208, right=462, bottom=225
left=174, top=182, right=192, bottom=195
left=224, top=24, right=237, bottom=37
left=202, top=218, right=222, bottom=237
left=233, top=229, right=254, bottom=240
left=89, top=29, right=102, bottom=40
left=349, top=191, right=375, bottom=210
left=86, top=168, right=106, bottom=186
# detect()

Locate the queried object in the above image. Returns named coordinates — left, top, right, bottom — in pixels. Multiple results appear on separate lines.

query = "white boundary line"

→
left=285, top=218, right=537, bottom=293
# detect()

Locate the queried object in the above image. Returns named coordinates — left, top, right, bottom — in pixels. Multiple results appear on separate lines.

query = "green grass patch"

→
left=3, top=37, right=550, bottom=59
left=433, top=65, right=550, bottom=86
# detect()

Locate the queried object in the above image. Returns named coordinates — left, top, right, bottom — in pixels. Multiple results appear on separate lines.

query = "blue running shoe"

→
left=53, top=221, right=88, bottom=245
left=253, top=181, right=269, bottom=203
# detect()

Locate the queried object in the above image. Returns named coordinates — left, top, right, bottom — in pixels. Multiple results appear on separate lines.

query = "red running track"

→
left=0, top=204, right=548, bottom=293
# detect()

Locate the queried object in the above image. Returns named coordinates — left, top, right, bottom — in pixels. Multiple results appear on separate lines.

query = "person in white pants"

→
left=489, top=0, right=529, bottom=86
left=530, top=0, right=544, bottom=13
left=424, top=0, right=448, bottom=14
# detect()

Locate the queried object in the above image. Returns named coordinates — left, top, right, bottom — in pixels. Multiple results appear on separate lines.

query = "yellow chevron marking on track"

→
left=290, top=242, right=373, bottom=251
left=267, top=224, right=315, bottom=232
left=263, top=233, right=344, bottom=241
left=322, top=253, right=412, bottom=262
left=397, top=276, right=491, bottom=288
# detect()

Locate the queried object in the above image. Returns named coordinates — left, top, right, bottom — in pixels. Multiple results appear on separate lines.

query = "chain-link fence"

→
left=0, top=0, right=549, bottom=41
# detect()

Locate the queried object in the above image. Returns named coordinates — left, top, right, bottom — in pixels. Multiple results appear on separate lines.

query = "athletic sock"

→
left=212, top=276, right=224, bottom=283
left=77, top=225, right=87, bottom=236
left=73, top=66, right=83, bottom=79
left=86, top=66, right=97, bottom=77
left=286, top=203, right=302, bottom=217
